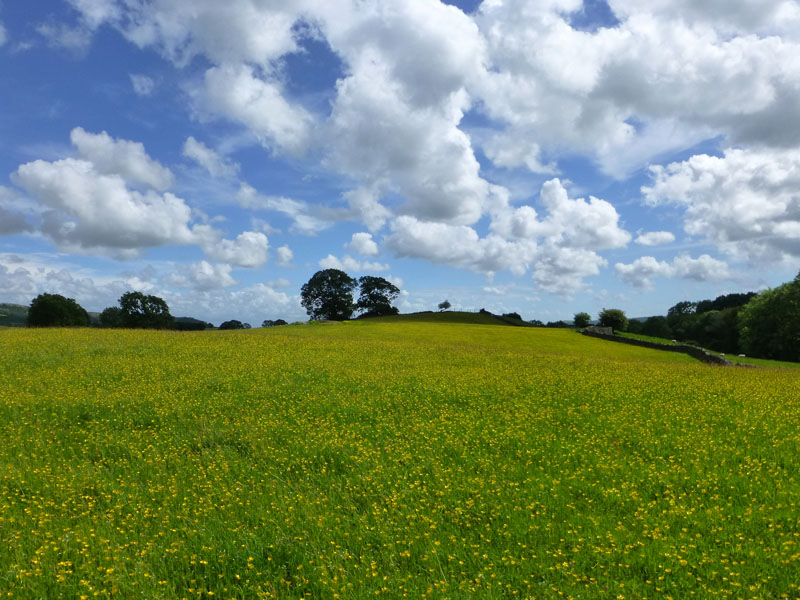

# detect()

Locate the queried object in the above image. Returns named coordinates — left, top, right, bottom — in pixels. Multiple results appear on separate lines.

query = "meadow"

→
left=1, top=320, right=799, bottom=599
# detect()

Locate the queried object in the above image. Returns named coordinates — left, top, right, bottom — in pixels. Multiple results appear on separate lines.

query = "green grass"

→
left=615, top=330, right=800, bottom=369
left=615, top=331, right=682, bottom=345
left=1, top=323, right=799, bottom=599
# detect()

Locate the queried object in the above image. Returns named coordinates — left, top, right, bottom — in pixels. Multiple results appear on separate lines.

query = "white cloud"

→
left=643, top=147, right=800, bottom=261
left=318, top=254, right=389, bottom=273
left=163, top=260, right=237, bottom=290
left=12, top=157, right=195, bottom=257
left=182, top=136, right=239, bottom=178
left=615, top=253, right=730, bottom=288
left=385, top=178, right=629, bottom=292
left=532, top=246, right=607, bottom=296
left=0, top=21, right=7, bottom=46
left=129, top=73, right=155, bottom=96
left=36, top=22, right=93, bottom=51
left=347, top=232, right=379, bottom=257
left=474, top=1, right=800, bottom=176
left=635, top=231, right=675, bottom=246
left=65, top=0, right=120, bottom=30
left=70, top=127, right=174, bottom=191
left=204, top=64, right=314, bottom=157
left=202, top=231, right=269, bottom=269
left=276, top=245, right=293, bottom=267
left=237, top=183, right=329, bottom=235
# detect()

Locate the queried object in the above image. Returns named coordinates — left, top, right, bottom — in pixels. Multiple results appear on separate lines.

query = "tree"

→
left=100, top=306, right=124, bottom=328
left=641, top=316, right=672, bottom=339
left=598, top=308, right=628, bottom=332
left=219, top=320, right=245, bottom=330
left=27, top=293, right=89, bottom=327
left=300, top=269, right=357, bottom=321
left=119, top=291, right=174, bottom=329
left=262, top=319, right=288, bottom=327
left=738, top=273, right=800, bottom=361
left=573, top=312, right=591, bottom=328
left=438, top=300, right=451, bottom=312
left=666, top=300, right=698, bottom=340
left=356, top=276, right=400, bottom=317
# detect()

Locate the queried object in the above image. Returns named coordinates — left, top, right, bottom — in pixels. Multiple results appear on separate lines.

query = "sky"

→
left=1, top=0, right=799, bottom=325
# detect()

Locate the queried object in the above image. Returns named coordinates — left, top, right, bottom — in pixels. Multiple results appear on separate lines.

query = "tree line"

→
left=574, top=271, right=800, bottom=362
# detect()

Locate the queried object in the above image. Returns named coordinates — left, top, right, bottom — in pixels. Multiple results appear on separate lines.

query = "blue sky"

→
left=1, top=0, right=799, bottom=325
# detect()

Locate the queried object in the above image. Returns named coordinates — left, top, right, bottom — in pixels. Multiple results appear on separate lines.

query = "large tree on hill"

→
left=356, top=276, right=400, bottom=317
left=119, top=291, right=174, bottom=329
left=27, top=293, right=89, bottom=327
left=738, top=272, right=800, bottom=361
left=300, top=269, right=357, bottom=321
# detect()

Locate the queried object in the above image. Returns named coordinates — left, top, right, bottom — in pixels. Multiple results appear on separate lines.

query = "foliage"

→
left=573, top=312, right=591, bottom=328
left=502, top=312, right=522, bottom=321
left=118, top=291, right=174, bottom=329
left=219, top=320, right=245, bottom=330
left=99, top=306, right=124, bottom=328
left=300, top=269, right=357, bottom=321
left=696, top=292, right=757, bottom=313
left=173, top=317, right=210, bottom=331
left=1, top=324, right=798, bottom=598
left=598, top=308, right=628, bottom=332
left=262, top=319, right=288, bottom=327
left=356, top=276, right=400, bottom=317
left=438, top=300, right=451, bottom=311
left=738, top=274, right=800, bottom=361
left=641, top=315, right=672, bottom=339
left=26, top=293, right=89, bottom=327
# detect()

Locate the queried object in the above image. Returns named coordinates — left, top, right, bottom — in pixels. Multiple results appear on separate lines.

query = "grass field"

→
left=2, top=320, right=799, bottom=599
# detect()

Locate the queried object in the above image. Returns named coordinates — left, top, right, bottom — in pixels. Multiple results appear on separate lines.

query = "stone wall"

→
left=581, top=330, right=733, bottom=366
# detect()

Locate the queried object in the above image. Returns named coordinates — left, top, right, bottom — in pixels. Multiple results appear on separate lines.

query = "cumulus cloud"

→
left=202, top=231, right=269, bottom=269
left=237, top=183, right=329, bottom=235
left=70, top=127, right=174, bottom=190
left=318, top=254, right=389, bottom=273
left=276, top=245, right=293, bottom=267
left=163, top=260, right=237, bottom=290
left=615, top=254, right=730, bottom=288
left=129, top=73, right=155, bottom=96
left=13, top=157, right=195, bottom=257
left=635, top=231, right=675, bottom=246
left=204, top=64, right=314, bottom=156
left=643, top=147, right=800, bottom=261
left=11, top=130, right=271, bottom=269
left=386, top=178, right=629, bottom=292
left=347, top=232, right=379, bottom=256
left=182, top=136, right=239, bottom=178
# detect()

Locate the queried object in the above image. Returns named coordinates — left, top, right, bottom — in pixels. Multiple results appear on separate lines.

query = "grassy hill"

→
left=1, top=322, right=799, bottom=598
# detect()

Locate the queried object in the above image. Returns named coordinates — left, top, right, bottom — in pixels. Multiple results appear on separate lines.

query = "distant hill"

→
left=0, top=303, right=27, bottom=327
